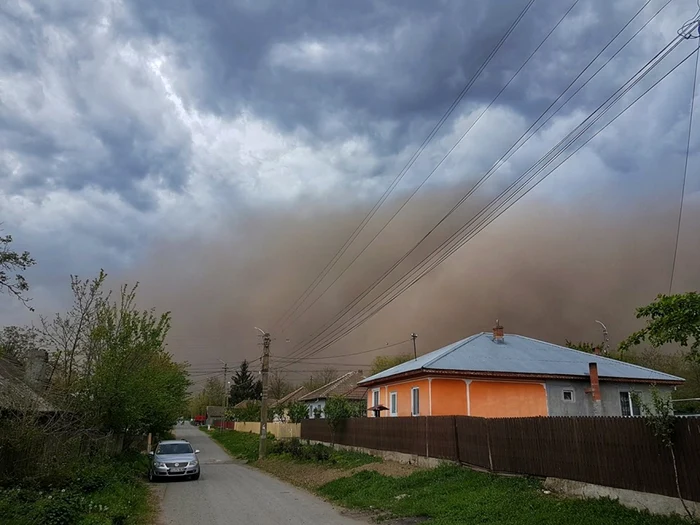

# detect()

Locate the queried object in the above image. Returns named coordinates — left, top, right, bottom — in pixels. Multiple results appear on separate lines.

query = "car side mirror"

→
left=195, top=450, right=200, bottom=454
left=148, top=451, right=154, bottom=457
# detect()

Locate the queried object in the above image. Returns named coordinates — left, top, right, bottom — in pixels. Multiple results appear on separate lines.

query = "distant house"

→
left=358, top=323, right=684, bottom=418
left=0, top=351, right=55, bottom=415
left=271, top=386, right=309, bottom=422
left=299, top=370, right=366, bottom=419
left=205, top=405, right=226, bottom=426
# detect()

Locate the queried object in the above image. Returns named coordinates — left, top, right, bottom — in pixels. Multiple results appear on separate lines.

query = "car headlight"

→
left=188, top=460, right=198, bottom=467
left=154, top=462, right=165, bottom=468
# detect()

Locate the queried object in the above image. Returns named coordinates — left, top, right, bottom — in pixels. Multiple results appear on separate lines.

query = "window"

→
left=390, top=392, right=398, bottom=416
left=411, top=387, right=420, bottom=416
left=562, top=389, right=575, bottom=402
left=620, top=391, right=641, bottom=416
left=156, top=443, right=193, bottom=455
left=372, top=389, right=380, bottom=407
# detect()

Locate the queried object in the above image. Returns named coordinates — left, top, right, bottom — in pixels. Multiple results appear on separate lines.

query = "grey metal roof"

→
left=358, top=332, right=684, bottom=384
left=299, top=370, right=366, bottom=401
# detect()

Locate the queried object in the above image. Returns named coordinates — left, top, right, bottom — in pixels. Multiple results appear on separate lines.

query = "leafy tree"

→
left=324, top=395, right=354, bottom=445
left=634, top=388, right=695, bottom=521
left=189, top=377, right=227, bottom=417
left=0, top=325, right=40, bottom=362
left=370, top=354, right=413, bottom=375
left=0, top=230, right=36, bottom=310
left=620, top=292, right=700, bottom=360
left=287, top=401, right=310, bottom=423
left=564, top=340, right=598, bottom=354
left=229, top=360, right=262, bottom=406
left=77, top=280, right=190, bottom=444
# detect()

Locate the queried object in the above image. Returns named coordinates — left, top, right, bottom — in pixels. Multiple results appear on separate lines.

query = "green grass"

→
left=206, top=428, right=269, bottom=462
left=318, top=465, right=689, bottom=525
left=0, top=452, right=152, bottom=525
left=206, top=429, right=378, bottom=469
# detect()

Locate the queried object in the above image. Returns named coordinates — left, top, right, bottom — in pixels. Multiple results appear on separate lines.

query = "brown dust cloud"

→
left=129, top=183, right=700, bottom=382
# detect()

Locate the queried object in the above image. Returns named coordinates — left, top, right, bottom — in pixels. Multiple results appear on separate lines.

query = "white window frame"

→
left=389, top=392, right=398, bottom=416
left=562, top=389, right=575, bottom=403
left=620, top=391, right=641, bottom=417
left=411, top=387, right=420, bottom=416
left=372, top=388, right=380, bottom=408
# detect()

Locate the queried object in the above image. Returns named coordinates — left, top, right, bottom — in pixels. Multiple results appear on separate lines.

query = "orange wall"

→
left=431, top=379, right=468, bottom=416
left=469, top=380, right=548, bottom=417
left=366, top=376, right=549, bottom=418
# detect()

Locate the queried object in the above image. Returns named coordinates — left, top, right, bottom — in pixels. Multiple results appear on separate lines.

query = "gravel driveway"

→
left=156, top=423, right=365, bottom=524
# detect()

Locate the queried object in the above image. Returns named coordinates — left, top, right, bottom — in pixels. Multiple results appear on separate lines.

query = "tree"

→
left=620, top=292, right=700, bottom=361
left=40, top=271, right=108, bottom=388
left=635, top=388, right=695, bottom=521
left=324, top=395, right=354, bottom=445
left=0, top=325, right=40, bottom=362
left=370, top=354, right=413, bottom=375
left=78, top=280, right=190, bottom=444
left=0, top=230, right=36, bottom=310
left=287, top=401, right=310, bottom=423
left=303, top=367, right=339, bottom=391
left=564, top=340, right=598, bottom=354
left=229, top=360, right=262, bottom=406
left=189, top=377, right=227, bottom=417
left=268, top=370, right=292, bottom=400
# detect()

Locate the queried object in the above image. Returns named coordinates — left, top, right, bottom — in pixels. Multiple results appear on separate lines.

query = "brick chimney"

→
left=587, top=362, right=602, bottom=416
left=593, top=347, right=601, bottom=356
left=492, top=320, right=504, bottom=343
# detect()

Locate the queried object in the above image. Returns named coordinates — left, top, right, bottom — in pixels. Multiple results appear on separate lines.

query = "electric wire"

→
left=281, top=1, right=679, bottom=363
left=283, top=29, right=697, bottom=364
left=272, top=0, right=537, bottom=332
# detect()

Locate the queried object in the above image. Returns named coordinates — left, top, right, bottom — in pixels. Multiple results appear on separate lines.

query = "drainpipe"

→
left=589, top=362, right=602, bottom=416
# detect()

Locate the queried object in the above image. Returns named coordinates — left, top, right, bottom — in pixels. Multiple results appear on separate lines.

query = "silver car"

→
left=148, top=439, right=200, bottom=481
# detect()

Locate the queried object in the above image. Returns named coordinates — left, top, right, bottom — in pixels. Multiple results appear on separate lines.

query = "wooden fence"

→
left=301, top=416, right=700, bottom=502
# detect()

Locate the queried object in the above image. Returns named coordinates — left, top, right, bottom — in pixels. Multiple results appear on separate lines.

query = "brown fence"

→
left=301, top=416, right=700, bottom=502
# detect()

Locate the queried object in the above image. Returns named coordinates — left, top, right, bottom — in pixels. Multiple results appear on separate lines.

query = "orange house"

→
left=359, top=324, right=683, bottom=418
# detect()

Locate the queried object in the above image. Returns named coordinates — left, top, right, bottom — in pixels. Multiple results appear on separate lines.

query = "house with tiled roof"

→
left=358, top=323, right=684, bottom=418
left=0, top=351, right=55, bottom=414
left=299, top=370, right=366, bottom=419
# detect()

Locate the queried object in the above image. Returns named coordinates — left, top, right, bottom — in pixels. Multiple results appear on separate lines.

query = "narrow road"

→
left=157, top=423, right=365, bottom=524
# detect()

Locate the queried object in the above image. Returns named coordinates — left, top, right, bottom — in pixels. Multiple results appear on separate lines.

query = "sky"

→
left=2, top=0, right=700, bottom=379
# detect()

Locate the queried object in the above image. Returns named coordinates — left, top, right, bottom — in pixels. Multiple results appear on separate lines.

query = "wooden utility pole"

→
left=411, top=333, right=418, bottom=360
left=257, top=329, right=271, bottom=459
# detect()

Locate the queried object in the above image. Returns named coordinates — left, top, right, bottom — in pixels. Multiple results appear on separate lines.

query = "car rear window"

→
left=156, top=443, right=193, bottom=454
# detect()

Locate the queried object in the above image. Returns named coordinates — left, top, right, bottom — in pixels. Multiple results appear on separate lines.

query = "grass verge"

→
left=318, top=465, right=689, bottom=525
left=0, top=452, right=152, bottom=525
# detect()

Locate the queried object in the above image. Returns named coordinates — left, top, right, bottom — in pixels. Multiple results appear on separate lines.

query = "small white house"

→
left=298, top=370, right=366, bottom=419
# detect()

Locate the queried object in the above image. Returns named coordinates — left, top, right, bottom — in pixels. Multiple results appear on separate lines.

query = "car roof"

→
left=158, top=440, right=191, bottom=445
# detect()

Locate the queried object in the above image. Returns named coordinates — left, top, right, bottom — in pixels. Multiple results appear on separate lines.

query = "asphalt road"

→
left=157, top=423, right=365, bottom=525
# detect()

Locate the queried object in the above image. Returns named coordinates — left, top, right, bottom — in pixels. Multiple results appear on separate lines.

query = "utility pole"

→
left=219, top=359, right=228, bottom=430
left=411, top=333, right=418, bottom=360
left=256, top=327, right=271, bottom=459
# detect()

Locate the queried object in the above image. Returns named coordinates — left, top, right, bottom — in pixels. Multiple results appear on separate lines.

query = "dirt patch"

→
left=256, top=457, right=423, bottom=491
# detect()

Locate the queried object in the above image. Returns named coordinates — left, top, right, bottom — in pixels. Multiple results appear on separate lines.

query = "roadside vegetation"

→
left=1, top=230, right=189, bottom=525
left=319, top=465, right=690, bottom=525
left=0, top=452, right=151, bottom=525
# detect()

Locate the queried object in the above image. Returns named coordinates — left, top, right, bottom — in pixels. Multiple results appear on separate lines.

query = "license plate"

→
left=171, top=467, right=185, bottom=473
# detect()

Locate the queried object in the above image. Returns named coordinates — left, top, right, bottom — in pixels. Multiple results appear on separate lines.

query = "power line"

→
left=282, top=1, right=677, bottom=363
left=271, top=339, right=410, bottom=361
left=272, top=0, right=537, bottom=333
left=669, top=39, right=699, bottom=293
left=302, top=43, right=700, bottom=357
left=281, top=0, right=583, bottom=331
left=287, top=28, right=697, bottom=362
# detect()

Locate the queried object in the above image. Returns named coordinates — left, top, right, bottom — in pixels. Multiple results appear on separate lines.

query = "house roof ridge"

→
left=422, top=332, right=484, bottom=369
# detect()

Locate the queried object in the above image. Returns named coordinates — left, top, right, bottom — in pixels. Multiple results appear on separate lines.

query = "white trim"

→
left=389, top=391, right=398, bottom=416
left=464, top=379, right=472, bottom=416
left=428, top=378, right=433, bottom=416
left=562, top=388, right=575, bottom=403
left=371, top=388, right=380, bottom=416
left=411, top=387, right=420, bottom=416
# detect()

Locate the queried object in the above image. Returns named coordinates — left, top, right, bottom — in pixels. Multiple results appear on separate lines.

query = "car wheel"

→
left=148, top=470, right=157, bottom=482
left=191, top=472, right=200, bottom=481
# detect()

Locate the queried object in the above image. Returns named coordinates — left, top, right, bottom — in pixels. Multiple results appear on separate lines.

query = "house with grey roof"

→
left=0, top=351, right=55, bottom=414
left=358, top=323, right=684, bottom=418
left=299, top=370, right=367, bottom=419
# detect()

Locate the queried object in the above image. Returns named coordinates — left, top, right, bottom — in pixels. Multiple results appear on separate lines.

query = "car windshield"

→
left=156, top=443, right=193, bottom=455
